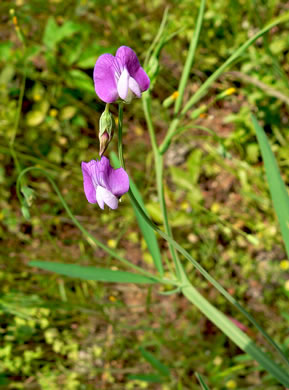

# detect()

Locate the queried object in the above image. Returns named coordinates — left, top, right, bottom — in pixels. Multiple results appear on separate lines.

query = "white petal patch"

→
left=128, top=77, right=141, bottom=97
left=96, top=186, right=118, bottom=210
left=117, top=68, right=130, bottom=100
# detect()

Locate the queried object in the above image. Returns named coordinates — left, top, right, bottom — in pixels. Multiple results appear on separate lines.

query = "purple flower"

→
left=81, top=156, right=129, bottom=210
left=93, top=46, right=150, bottom=103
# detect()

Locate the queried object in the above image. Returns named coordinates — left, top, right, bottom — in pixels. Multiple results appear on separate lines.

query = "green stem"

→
left=127, top=188, right=289, bottom=368
left=142, top=94, right=182, bottom=279
left=144, top=7, right=169, bottom=68
left=118, top=103, right=125, bottom=168
left=159, top=117, right=180, bottom=155
left=16, top=167, right=168, bottom=284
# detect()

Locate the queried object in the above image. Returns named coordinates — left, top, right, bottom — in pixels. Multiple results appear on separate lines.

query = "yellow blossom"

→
left=224, top=87, right=236, bottom=96
left=172, top=91, right=179, bottom=100
left=280, top=260, right=289, bottom=271
left=226, top=379, right=237, bottom=389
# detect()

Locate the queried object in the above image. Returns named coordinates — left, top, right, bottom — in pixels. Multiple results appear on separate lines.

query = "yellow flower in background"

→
left=224, top=87, right=236, bottom=96
left=172, top=91, right=179, bottom=100
left=226, top=379, right=237, bottom=389
left=280, top=260, right=289, bottom=271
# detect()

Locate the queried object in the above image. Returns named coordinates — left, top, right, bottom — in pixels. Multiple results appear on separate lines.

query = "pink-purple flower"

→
left=81, top=156, right=129, bottom=210
left=93, top=46, right=150, bottom=103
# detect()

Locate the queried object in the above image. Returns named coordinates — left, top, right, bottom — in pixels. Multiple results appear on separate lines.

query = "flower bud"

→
left=99, top=105, right=115, bottom=156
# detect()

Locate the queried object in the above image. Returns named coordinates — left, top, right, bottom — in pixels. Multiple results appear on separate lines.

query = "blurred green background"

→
left=1, top=0, right=289, bottom=388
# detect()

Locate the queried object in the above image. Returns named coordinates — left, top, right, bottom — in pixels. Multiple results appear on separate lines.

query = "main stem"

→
left=142, top=93, right=182, bottom=280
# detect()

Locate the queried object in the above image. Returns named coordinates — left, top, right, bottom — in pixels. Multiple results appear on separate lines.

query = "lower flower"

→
left=81, top=156, right=129, bottom=210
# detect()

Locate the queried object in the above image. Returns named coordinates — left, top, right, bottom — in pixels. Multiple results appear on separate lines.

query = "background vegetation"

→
left=0, top=0, right=289, bottom=388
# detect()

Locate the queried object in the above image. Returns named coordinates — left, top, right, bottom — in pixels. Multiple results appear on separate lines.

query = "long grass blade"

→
left=181, top=11, right=289, bottom=115
left=251, top=115, right=289, bottom=258
left=128, top=189, right=289, bottom=369
left=195, top=373, right=210, bottom=390
left=174, top=0, right=206, bottom=115
left=29, top=261, right=158, bottom=284
left=183, top=284, right=289, bottom=387
left=140, top=347, right=170, bottom=377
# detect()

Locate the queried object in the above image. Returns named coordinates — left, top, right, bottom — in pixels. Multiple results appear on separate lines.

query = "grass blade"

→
left=140, top=347, right=170, bottom=377
left=174, top=0, right=206, bottom=114
left=251, top=115, right=289, bottom=258
left=110, top=151, right=164, bottom=277
left=195, top=373, right=210, bottom=390
left=29, top=261, right=158, bottom=284
left=128, top=189, right=289, bottom=369
left=183, top=284, right=289, bottom=387
left=181, top=11, right=289, bottom=115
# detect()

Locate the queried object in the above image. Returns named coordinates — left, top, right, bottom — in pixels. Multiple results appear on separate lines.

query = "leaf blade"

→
left=140, top=347, right=170, bottom=377
left=251, top=115, right=289, bottom=258
left=29, top=261, right=158, bottom=284
left=195, top=373, right=210, bottom=390
left=182, top=11, right=289, bottom=115
left=174, top=0, right=206, bottom=114
left=183, top=284, right=289, bottom=387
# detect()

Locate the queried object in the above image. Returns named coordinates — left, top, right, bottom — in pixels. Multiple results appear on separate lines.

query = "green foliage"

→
left=1, top=0, right=289, bottom=388
left=252, top=115, right=289, bottom=260
left=29, top=261, right=158, bottom=284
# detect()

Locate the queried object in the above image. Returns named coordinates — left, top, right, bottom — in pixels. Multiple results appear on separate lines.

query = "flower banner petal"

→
left=116, top=46, right=140, bottom=75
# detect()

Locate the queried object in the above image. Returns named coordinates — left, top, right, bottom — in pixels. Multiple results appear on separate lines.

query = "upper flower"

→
left=93, top=46, right=150, bottom=103
left=81, top=156, right=129, bottom=210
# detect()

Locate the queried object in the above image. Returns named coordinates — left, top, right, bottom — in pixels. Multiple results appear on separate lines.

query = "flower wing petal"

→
left=107, top=167, right=129, bottom=198
left=93, top=54, right=118, bottom=103
left=129, top=77, right=141, bottom=97
left=132, top=66, right=150, bottom=92
left=96, top=186, right=118, bottom=210
left=95, top=186, right=105, bottom=209
left=81, top=161, right=97, bottom=204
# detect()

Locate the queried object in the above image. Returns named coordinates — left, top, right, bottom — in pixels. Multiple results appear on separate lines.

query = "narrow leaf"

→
left=128, top=190, right=289, bottom=375
left=174, top=0, right=206, bottom=114
left=140, top=347, right=170, bottom=377
left=183, top=284, right=289, bottom=387
left=182, top=11, right=289, bottom=115
left=110, top=152, right=163, bottom=277
left=195, top=373, right=210, bottom=390
left=29, top=261, right=157, bottom=284
left=252, top=115, right=289, bottom=259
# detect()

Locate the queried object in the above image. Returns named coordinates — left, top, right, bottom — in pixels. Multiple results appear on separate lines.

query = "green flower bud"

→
left=99, top=105, right=115, bottom=156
